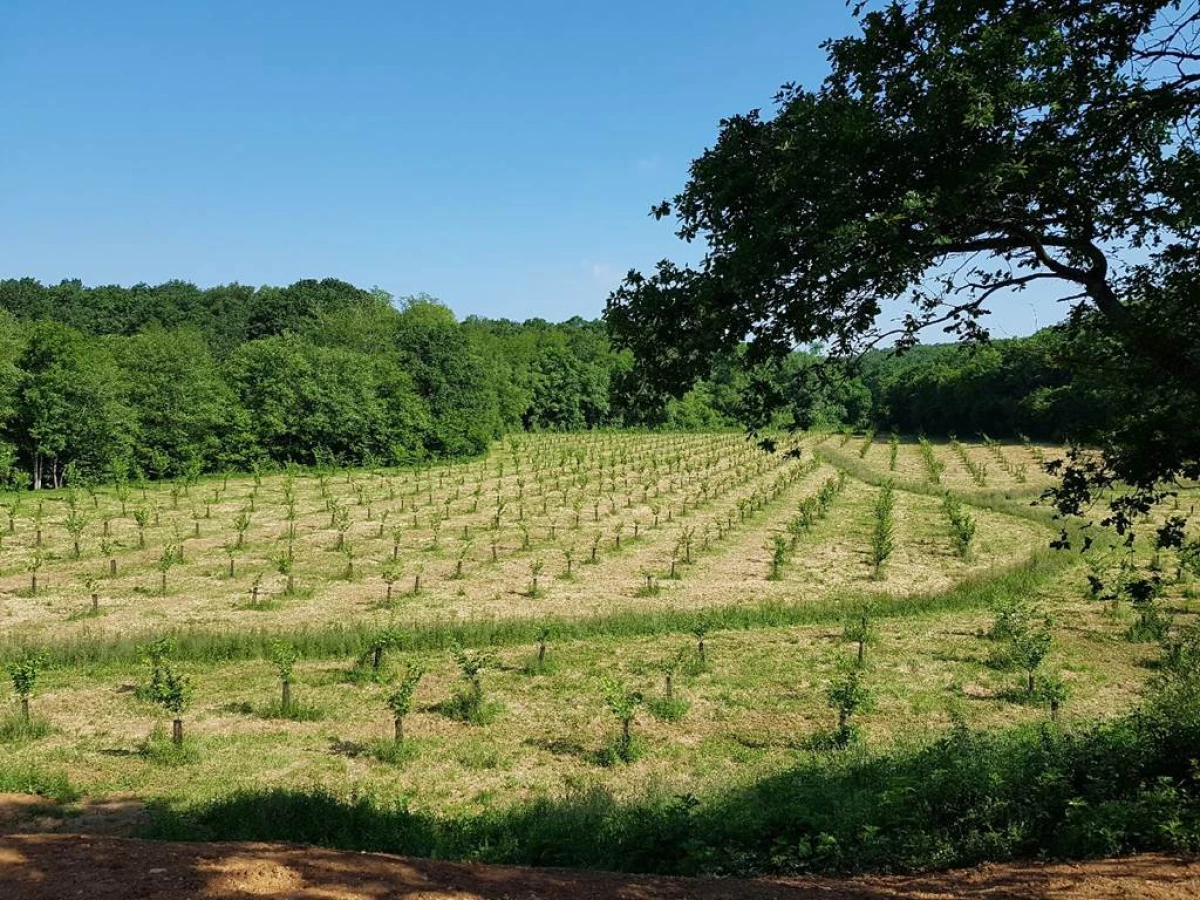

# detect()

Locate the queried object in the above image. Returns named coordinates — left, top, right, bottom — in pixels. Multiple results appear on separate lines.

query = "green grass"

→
left=136, top=703, right=1200, bottom=876
left=0, top=434, right=1190, bottom=880
left=0, top=545, right=1075, bottom=668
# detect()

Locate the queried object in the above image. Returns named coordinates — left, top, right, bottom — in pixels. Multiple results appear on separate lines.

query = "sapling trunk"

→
left=538, top=640, right=546, bottom=664
left=172, top=718, right=183, bottom=746
left=110, top=558, right=117, bottom=577
left=394, top=716, right=404, bottom=743
left=281, top=680, right=291, bottom=711
left=20, top=697, right=29, bottom=723
left=30, top=574, right=37, bottom=595
left=665, top=672, right=674, bottom=700
left=92, top=592, right=99, bottom=612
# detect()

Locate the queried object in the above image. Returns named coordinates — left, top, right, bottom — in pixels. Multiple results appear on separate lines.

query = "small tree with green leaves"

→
left=82, top=574, right=102, bottom=614
left=768, top=534, right=787, bottom=581
left=366, top=626, right=405, bottom=675
left=843, top=606, right=875, bottom=667
left=268, top=639, right=300, bottom=712
left=1009, top=618, right=1054, bottom=697
left=448, top=643, right=498, bottom=723
left=8, top=651, right=47, bottom=723
left=826, top=665, right=873, bottom=748
left=990, top=601, right=1054, bottom=696
left=386, top=664, right=424, bottom=743
left=527, top=558, right=545, bottom=598
left=233, top=508, right=252, bottom=549
left=602, top=677, right=644, bottom=763
left=64, top=508, right=89, bottom=558
left=943, top=492, right=977, bottom=559
left=149, top=664, right=192, bottom=746
left=380, top=559, right=401, bottom=605
left=1039, top=672, right=1070, bottom=721
left=26, top=548, right=43, bottom=596
left=275, top=550, right=295, bottom=595
left=156, top=542, right=181, bottom=595
left=133, top=504, right=151, bottom=548
left=870, top=480, right=896, bottom=580
left=100, top=537, right=117, bottom=577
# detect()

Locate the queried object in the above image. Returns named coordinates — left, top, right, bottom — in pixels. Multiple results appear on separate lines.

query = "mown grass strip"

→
left=0, top=546, right=1075, bottom=667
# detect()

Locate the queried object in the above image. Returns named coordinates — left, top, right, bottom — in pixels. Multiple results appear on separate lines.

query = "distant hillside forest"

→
left=0, top=277, right=1106, bottom=486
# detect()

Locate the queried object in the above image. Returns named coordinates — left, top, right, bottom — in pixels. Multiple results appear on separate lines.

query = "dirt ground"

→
left=1, top=833, right=1198, bottom=899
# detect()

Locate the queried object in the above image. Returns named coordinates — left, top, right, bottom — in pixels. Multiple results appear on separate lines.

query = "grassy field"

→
left=2, top=431, right=1197, bottom=870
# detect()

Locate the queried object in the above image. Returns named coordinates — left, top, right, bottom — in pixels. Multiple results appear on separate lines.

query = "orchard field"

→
left=2, top=431, right=1198, bottom=874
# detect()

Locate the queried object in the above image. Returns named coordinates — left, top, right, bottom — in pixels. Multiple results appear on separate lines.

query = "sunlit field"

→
left=2, top=431, right=1197, bottom=870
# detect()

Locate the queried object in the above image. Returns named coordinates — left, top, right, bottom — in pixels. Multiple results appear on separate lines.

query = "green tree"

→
left=111, top=327, right=249, bottom=476
left=386, top=664, right=424, bottom=743
left=607, top=1, right=1200, bottom=536
left=268, top=640, right=300, bottom=712
left=15, top=322, right=131, bottom=487
left=8, top=651, right=47, bottom=723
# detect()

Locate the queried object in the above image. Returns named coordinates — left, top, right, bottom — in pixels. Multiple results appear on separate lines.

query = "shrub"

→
left=602, top=677, right=644, bottom=764
left=824, top=665, right=873, bottom=748
left=943, top=492, right=977, bottom=559
left=870, top=480, right=895, bottom=580
left=386, top=664, right=424, bottom=744
left=8, top=650, right=47, bottom=723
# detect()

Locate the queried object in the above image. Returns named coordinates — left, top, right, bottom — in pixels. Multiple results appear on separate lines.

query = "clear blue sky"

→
left=0, top=1, right=1056, bottom=336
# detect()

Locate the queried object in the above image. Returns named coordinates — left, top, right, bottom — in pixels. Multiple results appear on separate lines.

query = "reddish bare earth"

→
left=1, top=834, right=1198, bottom=900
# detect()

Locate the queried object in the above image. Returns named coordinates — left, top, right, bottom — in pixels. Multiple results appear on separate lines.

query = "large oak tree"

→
left=606, top=0, right=1199, bottom=539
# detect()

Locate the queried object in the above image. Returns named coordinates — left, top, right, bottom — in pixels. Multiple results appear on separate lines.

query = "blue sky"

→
left=0, top=1, right=1059, bottom=336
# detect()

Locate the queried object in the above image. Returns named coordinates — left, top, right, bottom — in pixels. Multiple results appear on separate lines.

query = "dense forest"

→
left=0, top=277, right=1107, bottom=487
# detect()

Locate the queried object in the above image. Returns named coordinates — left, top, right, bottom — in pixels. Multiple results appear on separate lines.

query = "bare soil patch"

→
left=2, top=834, right=1198, bottom=899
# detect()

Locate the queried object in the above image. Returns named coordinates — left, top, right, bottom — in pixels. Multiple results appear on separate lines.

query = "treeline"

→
left=0, top=278, right=655, bottom=487
left=0, top=276, right=1107, bottom=487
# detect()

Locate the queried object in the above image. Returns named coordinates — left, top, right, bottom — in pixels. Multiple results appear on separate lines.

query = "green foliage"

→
left=386, top=665, right=424, bottom=721
left=943, top=492, right=977, bottom=559
left=148, top=664, right=192, bottom=716
left=602, top=677, right=644, bottom=764
left=267, top=639, right=299, bottom=684
left=990, top=600, right=1054, bottom=695
left=7, top=650, right=46, bottom=703
left=444, top=644, right=500, bottom=724
left=869, top=480, right=895, bottom=580
left=824, top=665, right=873, bottom=748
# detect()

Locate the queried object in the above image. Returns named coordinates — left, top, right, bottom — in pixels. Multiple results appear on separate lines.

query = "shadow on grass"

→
left=137, top=707, right=1200, bottom=878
